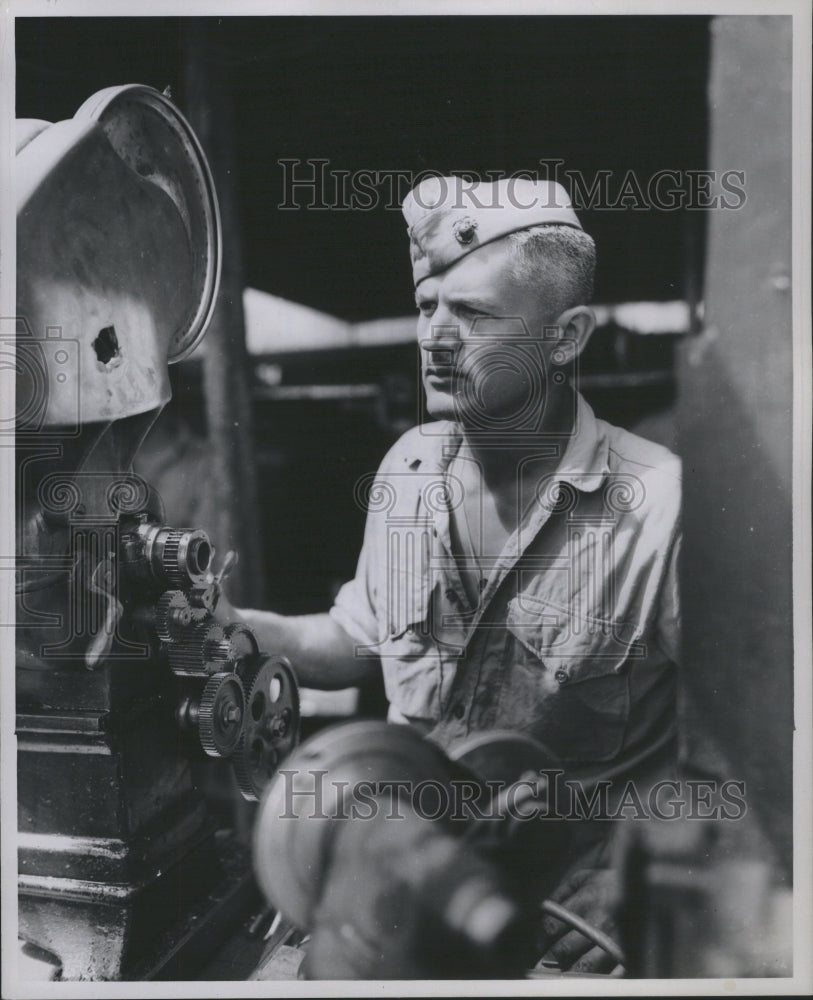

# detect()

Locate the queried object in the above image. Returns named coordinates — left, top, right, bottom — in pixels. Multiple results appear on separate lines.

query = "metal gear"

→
left=154, top=590, right=193, bottom=642
left=198, top=671, right=245, bottom=758
left=166, top=621, right=225, bottom=676
left=233, top=655, right=300, bottom=801
left=219, top=621, right=260, bottom=668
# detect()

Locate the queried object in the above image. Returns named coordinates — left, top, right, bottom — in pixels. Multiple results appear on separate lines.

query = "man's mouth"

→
left=424, top=366, right=459, bottom=383
left=424, top=370, right=458, bottom=393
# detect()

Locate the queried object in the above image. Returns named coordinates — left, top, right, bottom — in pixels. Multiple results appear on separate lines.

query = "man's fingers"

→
left=570, top=944, right=618, bottom=975
left=539, top=874, right=622, bottom=973
left=538, top=921, right=623, bottom=973
left=540, top=911, right=569, bottom=945
left=548, top=867, right=592, bottom=902
left=544, top=927, right=594, bottom=969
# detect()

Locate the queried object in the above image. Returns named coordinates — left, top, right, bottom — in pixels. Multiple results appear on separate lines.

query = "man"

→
left=225, top=176, right=681, bottom=972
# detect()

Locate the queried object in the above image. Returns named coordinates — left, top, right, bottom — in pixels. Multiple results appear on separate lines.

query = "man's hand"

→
left=536, top=866, right=621, bottom=974
left=209, top=590, right=380, bottom=692
left=211, top=585, right=244, bottom=626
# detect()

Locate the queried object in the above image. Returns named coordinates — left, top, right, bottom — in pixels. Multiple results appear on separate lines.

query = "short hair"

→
left=506, top=224, right=597, bottom=317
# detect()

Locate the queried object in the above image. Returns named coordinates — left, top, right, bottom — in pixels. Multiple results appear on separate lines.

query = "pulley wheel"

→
left=233, top=655, right=300, bottom=801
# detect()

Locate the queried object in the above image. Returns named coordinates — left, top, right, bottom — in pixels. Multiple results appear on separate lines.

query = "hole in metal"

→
left=93, top=326, right=120, bottom=365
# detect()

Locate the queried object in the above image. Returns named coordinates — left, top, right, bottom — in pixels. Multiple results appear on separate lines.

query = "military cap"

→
left=402, top=175, right=582, bottom=286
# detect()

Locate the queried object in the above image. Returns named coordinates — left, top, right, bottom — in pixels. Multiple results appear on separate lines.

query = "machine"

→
left=14, top=84, right=299, bottom=980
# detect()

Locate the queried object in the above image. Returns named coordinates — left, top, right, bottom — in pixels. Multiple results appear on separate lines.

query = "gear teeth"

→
left=232, top=737, right=266, bottom=801
left=167, top=622, right=225, bottom=676
left=160, top=533, right=184, bottom=588
left=173, top=623, right=258, bottom=677
left=198, top=671, right=245, bottom=758
left=223, top=622, right=260, bottom=664
left=154, top=590, right=192, bottom=642
left=207, top=637, right=233, bottom=669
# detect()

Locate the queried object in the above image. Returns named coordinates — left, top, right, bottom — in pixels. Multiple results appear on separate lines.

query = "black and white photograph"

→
left=1, top=1, right=811, bottom=994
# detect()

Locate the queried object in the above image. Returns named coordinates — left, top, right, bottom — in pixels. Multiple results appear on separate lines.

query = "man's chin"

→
left=423, top=385, right=458, bottom=422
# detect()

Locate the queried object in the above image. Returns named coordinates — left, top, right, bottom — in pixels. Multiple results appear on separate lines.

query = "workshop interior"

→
left=10, top=13, right=796, bottom=983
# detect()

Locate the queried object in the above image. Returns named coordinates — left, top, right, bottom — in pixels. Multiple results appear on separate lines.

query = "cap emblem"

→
left=453, top=216, right=479, bottom=245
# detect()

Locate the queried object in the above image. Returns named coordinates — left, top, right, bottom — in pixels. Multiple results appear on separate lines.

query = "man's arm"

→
left=223, top=605, right=380, bottom=690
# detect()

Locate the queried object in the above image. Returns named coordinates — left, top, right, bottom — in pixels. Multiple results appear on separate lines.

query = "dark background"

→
left=16, top=15, right=710, bottom=320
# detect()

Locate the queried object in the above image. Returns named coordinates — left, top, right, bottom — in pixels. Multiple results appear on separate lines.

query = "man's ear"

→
left=551, top=306, right=597, bottom=362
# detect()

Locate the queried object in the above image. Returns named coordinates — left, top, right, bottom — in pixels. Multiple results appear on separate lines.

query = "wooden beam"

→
left=182, top=27, right=267, bottom=607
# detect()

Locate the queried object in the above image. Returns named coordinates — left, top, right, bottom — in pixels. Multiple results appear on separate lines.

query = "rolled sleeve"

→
left=328, top=425, right=433, bottom=652
left=329, top=528, right=380, bottom=648
left=330, top=577, right=378, bottom=649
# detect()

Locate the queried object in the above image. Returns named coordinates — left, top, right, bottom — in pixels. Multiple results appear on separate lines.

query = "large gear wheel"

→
left=233, top=655, right=300, bottom=801
left=198, top=671, right=245, bottom=758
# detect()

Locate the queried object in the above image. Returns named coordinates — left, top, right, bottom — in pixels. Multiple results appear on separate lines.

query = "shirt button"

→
left=554, top=669, right=568, bottom=685
left=452, top=703, right=466, bottom=719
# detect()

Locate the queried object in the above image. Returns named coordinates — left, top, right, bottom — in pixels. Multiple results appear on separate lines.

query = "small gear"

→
left=219, top=622, right=260, bottom=668
left=198, top=671, right=245, bottom=758
left=167, top=621, right=225, bottom=676
left=233, top=655, right=300, bottom=801
left=154, top=590, right=193, bottom=642
left=182, top=620, right=260, bottom=675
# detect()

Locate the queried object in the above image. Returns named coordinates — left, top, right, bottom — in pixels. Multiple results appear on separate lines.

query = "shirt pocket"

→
left=502, top=592, right=643, bottom=763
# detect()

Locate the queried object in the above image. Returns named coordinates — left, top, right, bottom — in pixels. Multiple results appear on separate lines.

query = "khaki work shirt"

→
left=331, top=394, right=681, bottom=780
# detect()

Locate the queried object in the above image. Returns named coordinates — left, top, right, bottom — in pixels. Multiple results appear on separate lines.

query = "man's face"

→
left=415, top=240, right=560, bottom=428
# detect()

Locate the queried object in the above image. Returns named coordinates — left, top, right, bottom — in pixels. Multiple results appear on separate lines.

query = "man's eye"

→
left=417, top=301, right=436, bottom=316
left=456, top=306, right=488, bottom=322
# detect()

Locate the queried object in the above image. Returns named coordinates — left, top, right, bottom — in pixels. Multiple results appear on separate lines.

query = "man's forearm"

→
left=235, top=608, right=379, bottom=690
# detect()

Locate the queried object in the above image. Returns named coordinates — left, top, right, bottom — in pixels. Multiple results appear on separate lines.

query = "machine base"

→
left=18, top=833, right=258, bottom=982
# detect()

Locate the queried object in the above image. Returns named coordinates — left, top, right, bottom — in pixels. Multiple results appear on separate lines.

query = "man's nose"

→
left=422, top=321, right=461, bottom=366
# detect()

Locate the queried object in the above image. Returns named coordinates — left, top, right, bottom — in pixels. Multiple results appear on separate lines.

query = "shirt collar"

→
left=403, top=393, right=610, bottom=492
left=553, top=392, right=611, bottom=492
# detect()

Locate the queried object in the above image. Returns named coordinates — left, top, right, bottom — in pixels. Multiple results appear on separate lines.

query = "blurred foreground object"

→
left=252, top=721, right=603, bottom=979
left=616, top=816, right=792, bottom=977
